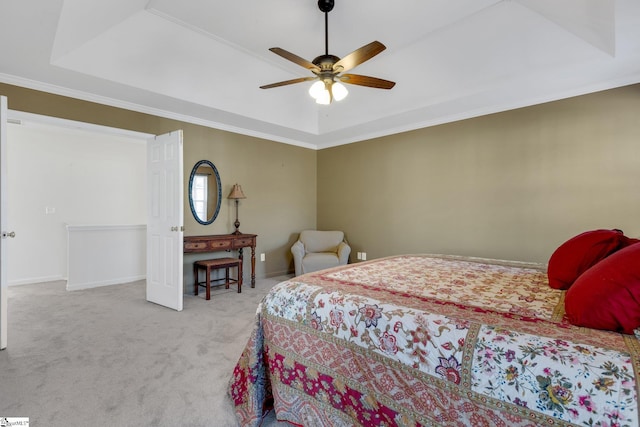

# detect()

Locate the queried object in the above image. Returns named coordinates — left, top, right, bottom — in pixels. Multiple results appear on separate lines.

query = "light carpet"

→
left=0, top=277, right=292, bottom=426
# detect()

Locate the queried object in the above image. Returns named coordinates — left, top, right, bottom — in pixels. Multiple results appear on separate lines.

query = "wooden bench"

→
left=194, top=257, right=243, bottom=300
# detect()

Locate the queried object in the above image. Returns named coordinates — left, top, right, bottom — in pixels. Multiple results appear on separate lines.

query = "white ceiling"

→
left=1, top=0, right=639, bottom=149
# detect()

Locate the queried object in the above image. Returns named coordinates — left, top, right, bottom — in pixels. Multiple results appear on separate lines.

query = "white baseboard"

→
left=66, top=275, right=145, bottom=291
left=9, top=275, right=66, bottom=286
left=265, top=269, right=293, bottom=279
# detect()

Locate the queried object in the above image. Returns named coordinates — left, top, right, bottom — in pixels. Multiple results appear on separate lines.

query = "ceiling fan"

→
left=260, top=0, right=395, bottom=105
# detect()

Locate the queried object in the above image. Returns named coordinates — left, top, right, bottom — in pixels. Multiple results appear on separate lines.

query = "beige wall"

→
left=0, top=83, right=317, bottom=281
left=318, top=84, right=640, bottom=264
left=4, top=82, right=639, bottom=273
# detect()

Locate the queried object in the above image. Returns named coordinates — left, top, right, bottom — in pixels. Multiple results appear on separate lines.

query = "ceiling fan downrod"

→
left=318, top=0, right=334, bottom=56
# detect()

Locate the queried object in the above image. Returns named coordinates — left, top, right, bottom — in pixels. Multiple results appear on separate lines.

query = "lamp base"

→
left=232, top=199, right=243, bottom=234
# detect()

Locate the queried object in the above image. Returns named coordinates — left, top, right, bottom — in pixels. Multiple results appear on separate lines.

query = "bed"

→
left=229, top=254, right=640, bottom=426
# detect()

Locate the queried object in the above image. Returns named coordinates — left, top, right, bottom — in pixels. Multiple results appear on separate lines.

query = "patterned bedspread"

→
left=229, top=255, right=640, bottom=426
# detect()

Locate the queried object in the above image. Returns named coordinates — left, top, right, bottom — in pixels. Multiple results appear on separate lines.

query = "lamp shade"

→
left=332, top=82, right=348, bottom=101
left=228, top=183, right=246, bottom=200
left=315, top=89, right=331, bottom=105
left=308, top=81, right=325, bottom=99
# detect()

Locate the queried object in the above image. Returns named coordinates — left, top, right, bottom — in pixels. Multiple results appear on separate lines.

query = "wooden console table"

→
left=183, top=233, right=257, bottom=288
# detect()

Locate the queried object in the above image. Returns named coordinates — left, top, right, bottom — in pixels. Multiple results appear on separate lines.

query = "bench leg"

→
left=225, top=267, right=230, bottom=289
left=206, top=267, right=211, bottom=300
left=194, top=264, right=199, bottom=296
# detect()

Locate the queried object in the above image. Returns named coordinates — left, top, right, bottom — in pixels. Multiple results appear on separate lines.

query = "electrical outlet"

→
left=361, top=252, right=367, bottom=261
left=357, top=252, right=362, bottom=260
left=260, top=253, right=266, bottom=262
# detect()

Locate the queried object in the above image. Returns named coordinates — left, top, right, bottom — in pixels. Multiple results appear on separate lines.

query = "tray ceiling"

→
left=1, top=0, right=639, bottom=149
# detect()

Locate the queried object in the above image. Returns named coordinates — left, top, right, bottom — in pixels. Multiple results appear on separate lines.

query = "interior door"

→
left=1, top=96, right=8, bottom=348
left=146, top=130, right=184, bottom=311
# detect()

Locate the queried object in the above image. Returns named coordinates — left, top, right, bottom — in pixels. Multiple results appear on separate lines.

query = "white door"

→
left=146, top=130, right=184, bottom=311
left=1, top=96, right=9, bottom=349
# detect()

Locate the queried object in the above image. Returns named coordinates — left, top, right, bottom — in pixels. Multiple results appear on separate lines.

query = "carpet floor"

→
left=0, top=277, right=292, bottom=426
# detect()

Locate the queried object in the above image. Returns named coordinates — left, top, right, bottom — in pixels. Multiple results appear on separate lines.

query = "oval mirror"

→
left=188, top=160, right=221, bottom=225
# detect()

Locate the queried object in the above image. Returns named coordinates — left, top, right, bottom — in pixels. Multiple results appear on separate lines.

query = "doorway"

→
left=2, top=110, right=185, bottom=349
left=6, top=111, right=151, bottom=287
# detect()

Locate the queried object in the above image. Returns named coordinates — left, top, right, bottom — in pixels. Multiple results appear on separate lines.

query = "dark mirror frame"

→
left=188, top=160, right=222, bottom=225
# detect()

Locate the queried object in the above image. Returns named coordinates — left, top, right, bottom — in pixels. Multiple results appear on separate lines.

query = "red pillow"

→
left=547, top=229, right=626, bottom=290
left=565, top=243, right=640, bottom=334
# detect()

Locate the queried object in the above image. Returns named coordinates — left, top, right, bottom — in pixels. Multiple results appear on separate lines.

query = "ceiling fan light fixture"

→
left=309, top=80, right=347, bottom=105
left=309, top=80, right=332, bottom=105
left=332, top=81, right=348, bottom=101
left=309, top=80, right=326, bottom=99
left=315, top=88, right=331, bottom=105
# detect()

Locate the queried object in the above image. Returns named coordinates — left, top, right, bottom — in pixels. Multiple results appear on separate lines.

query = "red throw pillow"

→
left=547, top=229, right=626, bottom=290
left=565, top=243, right=640, bottom=334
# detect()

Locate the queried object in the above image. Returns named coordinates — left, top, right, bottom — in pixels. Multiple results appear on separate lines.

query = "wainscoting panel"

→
left=67, top=225, right=146, bottom=291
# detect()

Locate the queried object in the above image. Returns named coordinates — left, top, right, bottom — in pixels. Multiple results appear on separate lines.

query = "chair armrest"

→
left=291, top=240, right=305, bottom=276
left=337, top=241, right=351, bottom=265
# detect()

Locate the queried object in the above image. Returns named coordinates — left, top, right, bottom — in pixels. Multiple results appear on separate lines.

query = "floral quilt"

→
left=229, top=255, right=640, bottom=426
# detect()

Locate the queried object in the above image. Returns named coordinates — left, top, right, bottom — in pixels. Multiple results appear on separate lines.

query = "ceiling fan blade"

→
left=269, top=48, right=320, bottom=72
left=260, top=76, right=316, bottom=89
left=338, top=74, right=395, bottom=89
left=333, top=41, right=386, bottom=73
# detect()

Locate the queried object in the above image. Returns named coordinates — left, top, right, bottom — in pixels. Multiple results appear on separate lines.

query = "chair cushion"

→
left=302, top=252, right=340, bottom=274
left=300, top=230, right=344, bottom=253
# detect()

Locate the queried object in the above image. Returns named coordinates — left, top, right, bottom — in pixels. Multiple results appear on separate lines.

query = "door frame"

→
left=1, top=96, right=7, bottom=349
left=1, top=110, right=185, bottom=347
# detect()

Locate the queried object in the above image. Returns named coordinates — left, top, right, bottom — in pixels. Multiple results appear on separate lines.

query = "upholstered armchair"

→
left=291, top=230, right=351, bottom=276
